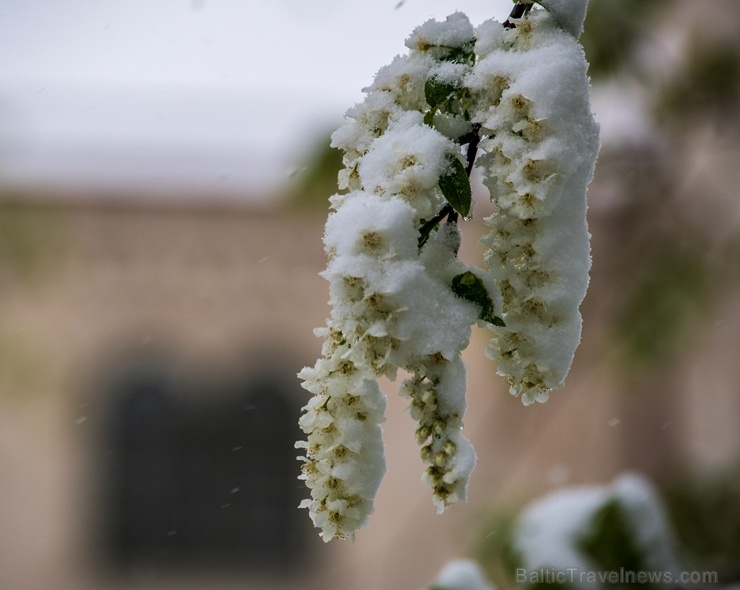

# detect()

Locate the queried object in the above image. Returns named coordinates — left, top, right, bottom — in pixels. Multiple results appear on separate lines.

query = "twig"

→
left=418, top=205, right=454, bottom=249
left=460, top=123, right=482, bottom=177
left=504, top=1, right=534, bottom=29
left=418, top=2, right=534, bottom=249
left=418, top=124, right=481, bottom=249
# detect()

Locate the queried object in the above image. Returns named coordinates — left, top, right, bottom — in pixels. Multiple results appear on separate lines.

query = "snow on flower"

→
left=470, top=7, right=599, bottom=405
left=297, top=354, right=386, bottom=542
left=298, top=1, right=599, bottom=540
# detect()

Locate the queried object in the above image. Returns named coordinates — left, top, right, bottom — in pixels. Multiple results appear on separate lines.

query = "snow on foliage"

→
left=298, top=1, right=599, bottom=541
left=432, top=558, right=495, bottom=590
left=514, top=474, right=680, bottom=588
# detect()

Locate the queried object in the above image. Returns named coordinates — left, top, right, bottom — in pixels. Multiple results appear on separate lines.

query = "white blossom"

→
left=297, top=332, right=387, bottom=541
left=357, top=112, right=456, bottom=219
left=470, top=7, right=599, bottom=405
left=405, top=11, right=476, bottom=55
left=400, top=354, right=477, bottom=513
left=298, top=1, right=598, bottom=539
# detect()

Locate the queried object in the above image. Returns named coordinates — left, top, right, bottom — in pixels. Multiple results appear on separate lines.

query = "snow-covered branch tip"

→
left=297, top=0, right=599, bottom=541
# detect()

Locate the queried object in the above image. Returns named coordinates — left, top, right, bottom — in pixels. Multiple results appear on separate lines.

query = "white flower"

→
left=357, top=111, right=456, bottom=219
left=401, top=355, right=477, bottom=512
left=366, top=53, right=435, bottom=112
left=405, top=12, right=476, bottom=55
left=297, top=346, right=387, bottom=542
left=470, top=6, right=599, bottom=405
left=298, top=1, right=599, bottom=538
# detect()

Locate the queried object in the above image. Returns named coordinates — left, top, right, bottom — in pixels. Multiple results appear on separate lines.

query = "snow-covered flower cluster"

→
left=470, top=5, right=599, bottom=405
left=296, top=333, right=387, bottom=542
left=298, top=0, right=599, bottom=541
left=297, top=192, right=480, bottom=540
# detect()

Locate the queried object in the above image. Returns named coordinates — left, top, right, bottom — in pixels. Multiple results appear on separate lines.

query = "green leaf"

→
left=577, top=499, right=653, bottom=582
left=490, top=314, right=506, bottom=327
left=443, top=45, right=475, bottom=65
left=450, top=271, right=504, bottom=326
left=425, top=76, right=457, bottom=109
left=438, top=155, right=472, bottom=218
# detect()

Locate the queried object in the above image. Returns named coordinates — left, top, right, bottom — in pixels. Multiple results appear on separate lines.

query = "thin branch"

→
left=504, top=1, right=534, bottom=29
left=461, top=123, right=482, bottom=177
left=418, top=123, right=481, bottom=249
left=417, top=0, right=535, bottom=250
left=418, top=205, right=454, bottom=249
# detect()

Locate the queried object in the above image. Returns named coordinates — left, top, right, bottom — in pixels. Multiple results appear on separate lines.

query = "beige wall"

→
left=0, top=196, right=738, bottom=590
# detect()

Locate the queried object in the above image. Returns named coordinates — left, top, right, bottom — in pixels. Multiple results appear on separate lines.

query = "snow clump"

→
left=514, top=473, right=680, bottom=589
left=432, top=558, right=496, bottom=590
left=470, top=6, right=599, bottom=404
left=298, top=1, right=599, bottom=541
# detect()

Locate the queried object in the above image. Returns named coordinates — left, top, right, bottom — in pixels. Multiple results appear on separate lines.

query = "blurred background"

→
left=0, top=1, right=739, bottom=589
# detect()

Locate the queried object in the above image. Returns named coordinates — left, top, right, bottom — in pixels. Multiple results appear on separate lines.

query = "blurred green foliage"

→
left=0, top=197, right=67, bottom=396
left=0, top=326, right=44, bottom=396
left=475, top=485, right=672, bottom=590
left=663, top=471, right=740, bottom=583
left=581, top=0, right=666, bottom=79
left=611, top=245, right=711, bottom=378
left=577, top=500, right=658, bottom=589
left=284, top=136, right=343, bottom=211
left=474, top=508, right=522, bottom=590
left=474, top=473, right=740, bottom=589
left=656, top=39, right=740, bottom=125
left=582, top=0, right=740, bottom=379
left=0, top=197, right=67, bottom=284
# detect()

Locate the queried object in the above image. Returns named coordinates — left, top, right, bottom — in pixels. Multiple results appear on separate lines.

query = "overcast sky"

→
left=0, top=0, right=514, bottom=200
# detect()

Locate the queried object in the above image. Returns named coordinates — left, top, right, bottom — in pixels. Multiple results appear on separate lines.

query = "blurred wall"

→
left=0, top=191, right=738, bottom=590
